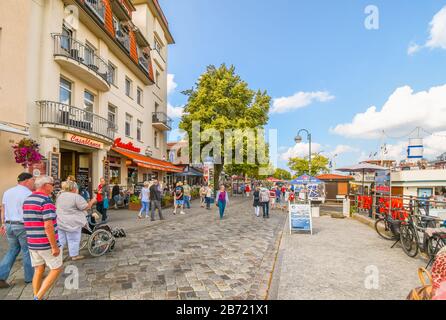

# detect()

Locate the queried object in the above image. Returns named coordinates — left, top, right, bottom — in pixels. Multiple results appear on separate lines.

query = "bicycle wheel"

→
left=375, top=218, right=396, bottom=241
left=427, top=234, right=446, bottom=260
left=80, top=232, right=89, bottom=251
left=400, top=225, right=419, bottom=258
left=87, top=229, right=113, bottom=257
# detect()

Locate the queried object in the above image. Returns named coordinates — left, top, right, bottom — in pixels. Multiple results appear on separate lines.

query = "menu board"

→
left=77, top=168, right=89, bottom=191
left=103, top=159, right=110, bottom=184
left=49, top=152, right=61, bottom=196
left=289, top=204, right=313, bottom=235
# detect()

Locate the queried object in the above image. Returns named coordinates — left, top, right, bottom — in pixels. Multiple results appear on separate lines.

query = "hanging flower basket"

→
left=12, top=138, right=43, bottom=168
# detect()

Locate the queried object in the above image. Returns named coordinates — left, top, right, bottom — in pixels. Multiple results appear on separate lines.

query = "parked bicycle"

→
left=400, top=212, right=446, bottom=267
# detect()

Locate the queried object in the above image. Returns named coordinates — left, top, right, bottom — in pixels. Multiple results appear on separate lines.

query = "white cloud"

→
left=408, top=6, right=446, bottom=55
left=408, top=42, right=421, bottom=55
left=167, top=74, right=177, bottom=96
left=332, top=84, right=446, bottom=139
left=426, top=6, right=446, bottom=50
left=329, top=145, right=359, bottom=157
left=280, top=142, right=322, bottom=162
left=167, top=103, right=184, bottom=119
left=424, top=132, right=446, bottom=157
left=271, top=91, right=334, bottom=114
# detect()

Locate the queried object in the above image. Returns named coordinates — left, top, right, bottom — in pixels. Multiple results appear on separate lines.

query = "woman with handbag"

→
left=95, top=177, right=110, bottom=222
left=216, top=185, right=229, bottom=220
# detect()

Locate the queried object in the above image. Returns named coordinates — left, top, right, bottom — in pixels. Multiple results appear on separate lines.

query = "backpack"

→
left=260, top=190, right=270, bottom=203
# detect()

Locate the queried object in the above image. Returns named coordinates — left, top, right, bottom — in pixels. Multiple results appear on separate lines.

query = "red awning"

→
left=111, top=147, right=183, bottom=173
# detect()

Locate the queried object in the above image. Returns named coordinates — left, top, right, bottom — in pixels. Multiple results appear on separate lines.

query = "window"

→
left=108, top=62, right=117, bottom=85
left=61, top=25, right=73, bottom=51
left=59, top=77, right=72, bottom=105
left=154, top=102, right=159, bottom=113
left=154, top=130, right=159, bottom=148
left=84, top=90, right=94, bottom=113
left=155, top=70, right=160, bottom=87
left=110, top=167, right=121, bottom=184
left=125, top=113, right=132, bottom=137
left=85, top=41, right=96, bottom=67
left=137, top=120, right=142, bottom=141
left=137, top=87, right=143, bottom=106
left=125, top=77, right=132, bottom=98
left=108, top=104, right=117, bottom=130
left=154, top=37, right=163, bottom=54
left=84, top=90, right=94, bottom=122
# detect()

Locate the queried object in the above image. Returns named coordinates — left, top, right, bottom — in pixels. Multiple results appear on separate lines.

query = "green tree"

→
left=273, top=168, right=292, bottom=180
left=179, top=64, right=271, bottom=191
left=288, top=154, right=330, bottom=177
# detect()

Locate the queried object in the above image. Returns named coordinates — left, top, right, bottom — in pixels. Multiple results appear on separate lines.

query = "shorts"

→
left=29, top=249, right=63, bottom=270
left=175, top=200, right=184, bottom=206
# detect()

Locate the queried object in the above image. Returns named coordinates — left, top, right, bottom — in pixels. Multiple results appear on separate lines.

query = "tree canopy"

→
left=273, top=168, right=292, bottom=180
left=288, top=154, right=330, bottom=177
left=179, top=64, right=271, bottom=189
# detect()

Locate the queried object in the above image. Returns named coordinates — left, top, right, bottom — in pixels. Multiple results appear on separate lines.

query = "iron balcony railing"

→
left=37, top=101, right=116, bottom=141
left=152, top=112, right=172, bottom=130
left=53, top=34, right=111, bottom=85
left=84, top=0, right=105, bottom=22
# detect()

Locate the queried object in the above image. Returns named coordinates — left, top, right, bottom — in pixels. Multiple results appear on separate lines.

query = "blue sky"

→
left=160, top=0, right=446, bottom=171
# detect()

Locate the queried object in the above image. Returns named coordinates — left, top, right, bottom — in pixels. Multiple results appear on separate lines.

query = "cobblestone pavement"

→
left=269, top=215, right=426, bottom=300
left=0, top=197, right=286, bottom=300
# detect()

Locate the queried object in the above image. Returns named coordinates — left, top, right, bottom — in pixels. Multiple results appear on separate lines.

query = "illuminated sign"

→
left=113, top=138, right=141, bottom=153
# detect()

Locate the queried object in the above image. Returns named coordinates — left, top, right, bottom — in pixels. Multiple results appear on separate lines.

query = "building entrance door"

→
left=60, top=149, right=93, bottom=195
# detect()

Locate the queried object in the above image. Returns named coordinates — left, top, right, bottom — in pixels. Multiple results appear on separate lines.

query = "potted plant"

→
left=162, top=194, right=174, bottom=208
left=12, top=138, right=43, bottom=169
left=128, top=194, right=141, bottom=211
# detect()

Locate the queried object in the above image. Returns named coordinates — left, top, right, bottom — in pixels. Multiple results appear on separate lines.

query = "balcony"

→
left=37, top=101, right=116, bottom=141
left=152, top=112, right=172, bottom=131
left=53, top=34, right=111, bottom=91
left=84, top=0, right=105, bottom=22
left=138, top=50, right=150, bottom=77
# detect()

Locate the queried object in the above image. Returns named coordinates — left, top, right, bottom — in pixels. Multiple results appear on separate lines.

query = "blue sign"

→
left=289, top=204, right=313, bottom=235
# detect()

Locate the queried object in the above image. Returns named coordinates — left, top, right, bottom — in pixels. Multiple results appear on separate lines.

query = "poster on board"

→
left=289, top=204, right=313, bottom=235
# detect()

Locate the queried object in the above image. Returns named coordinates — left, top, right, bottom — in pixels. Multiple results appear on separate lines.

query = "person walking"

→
left=0, top=173, right=35, bottom=288
left=216, top=185, right=229, bottom=220
left=56, top=181, right=96, bottom=261
left=200, top=185, right=207, bottom=208
left=95, top=178, right=110, bottom=222
left=173, top=182, right=185, bottom=215
left=150, top=179, right=164, bottom=221
left=183, top=181, right=192, bottom=209
left=112, top=183, right=120, bottom=209
left=260, top=187, right=271, bottom=219
left=253, top=187, right=261, bottom=217
left=205, top=184, right=212, bottom=210
left=245, top=184, right=251, bottom=198
left=138, top=181, right=151, bottom=219
left=23, top=176, right=62, bottom=300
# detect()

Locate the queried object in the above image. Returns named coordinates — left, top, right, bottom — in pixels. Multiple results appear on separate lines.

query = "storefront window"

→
left=110, top=167, right=121, bottom=185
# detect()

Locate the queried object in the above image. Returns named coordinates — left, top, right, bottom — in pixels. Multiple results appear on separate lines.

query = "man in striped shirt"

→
left=23, top=176, right=62, bottom=300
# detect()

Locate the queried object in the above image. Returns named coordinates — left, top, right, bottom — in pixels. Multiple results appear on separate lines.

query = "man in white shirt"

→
left=0, top=173, right=35, bottom=288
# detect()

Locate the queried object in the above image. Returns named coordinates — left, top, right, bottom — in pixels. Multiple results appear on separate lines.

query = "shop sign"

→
left=375, top=170, right=390, bottom=195
left=65, top=133, right=103, bottom=149
left=289, top=204, right=313, bottom=235
left=113, top=138, right=141, bottom=153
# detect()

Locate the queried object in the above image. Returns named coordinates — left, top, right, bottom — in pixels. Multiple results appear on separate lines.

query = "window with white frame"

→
left=108, top=104, right=117, bottom=130
left=59, top=77, right=72, bottom=105
left=137, top=87, right=143, bottom=106
left=125, top=77, right=132, bottom=98
left=137, top=120, right=142, bottom=141
left=125, top=113, right=132, bottom=137
left=154, top=130, right=159, bottom=149
left=108, top=62, right=117, bottom=85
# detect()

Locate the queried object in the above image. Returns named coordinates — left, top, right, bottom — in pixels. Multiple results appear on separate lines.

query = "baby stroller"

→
left=80, top=210, right=126, bottom=257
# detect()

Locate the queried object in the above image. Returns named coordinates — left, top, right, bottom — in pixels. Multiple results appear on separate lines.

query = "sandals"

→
left=71, top=255, right=85, bottom=261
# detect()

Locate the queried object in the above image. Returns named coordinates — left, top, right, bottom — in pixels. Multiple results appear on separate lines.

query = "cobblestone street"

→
left=0, top=197, right=286, bottom=300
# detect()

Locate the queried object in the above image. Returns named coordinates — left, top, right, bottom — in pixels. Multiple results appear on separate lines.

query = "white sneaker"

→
left=180, top=211, right=186, bottom=215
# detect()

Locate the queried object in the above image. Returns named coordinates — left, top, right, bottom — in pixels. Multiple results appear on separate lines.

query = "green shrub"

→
left=130, top=195, right=140, bottom=205
left=162, top=194, right=174, bottom=208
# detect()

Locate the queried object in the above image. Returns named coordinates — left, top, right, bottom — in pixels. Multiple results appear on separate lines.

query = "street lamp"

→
left=295, top=129, right=312, bottom=176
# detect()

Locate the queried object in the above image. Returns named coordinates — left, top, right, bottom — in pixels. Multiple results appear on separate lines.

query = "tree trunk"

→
left=214, top=163, right=223, bottom=195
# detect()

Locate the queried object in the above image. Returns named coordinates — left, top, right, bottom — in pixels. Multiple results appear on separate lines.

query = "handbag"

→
left=103, top=197, right=109, bottom=209
left=406, top=268, right=433, bottom=300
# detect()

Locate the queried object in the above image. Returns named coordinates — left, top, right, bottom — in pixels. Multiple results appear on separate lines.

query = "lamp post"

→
left=295, top=129, right=312, bottom=204
left=295, top=129, right=312, bottom=176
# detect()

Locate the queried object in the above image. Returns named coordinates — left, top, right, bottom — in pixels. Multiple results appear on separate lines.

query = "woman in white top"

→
left=56, top=181, right=96, bottom=261
left=138, top=181, right=151, bottom=219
